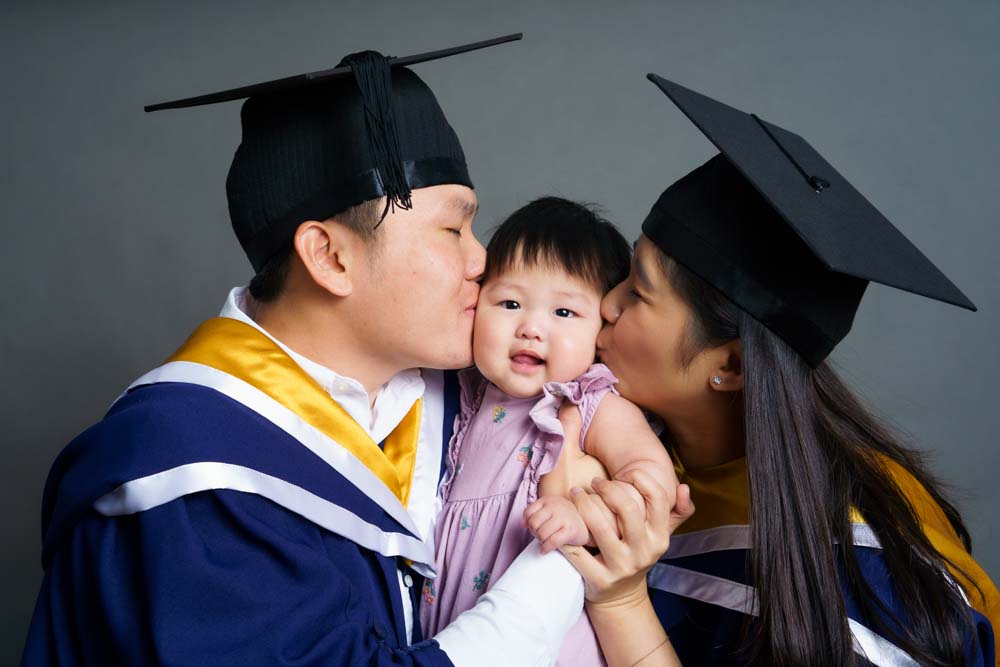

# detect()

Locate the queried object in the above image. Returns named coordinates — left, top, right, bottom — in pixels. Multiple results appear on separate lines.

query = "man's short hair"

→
left=248, top=198, right=383, bottom=302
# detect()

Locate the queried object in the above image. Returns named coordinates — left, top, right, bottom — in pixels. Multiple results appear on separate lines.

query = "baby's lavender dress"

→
left=420, top=363, right=617, bottom=666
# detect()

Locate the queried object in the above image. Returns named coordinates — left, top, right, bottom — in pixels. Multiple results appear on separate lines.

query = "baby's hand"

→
left=524, top=495, right=590, bottom=554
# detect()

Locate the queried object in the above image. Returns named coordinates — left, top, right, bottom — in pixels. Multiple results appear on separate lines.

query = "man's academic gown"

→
left=23, top=317, right=460, bottom=666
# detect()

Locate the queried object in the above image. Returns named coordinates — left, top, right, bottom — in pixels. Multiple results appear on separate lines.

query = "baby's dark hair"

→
left=483, top=197, right=631, bottom=294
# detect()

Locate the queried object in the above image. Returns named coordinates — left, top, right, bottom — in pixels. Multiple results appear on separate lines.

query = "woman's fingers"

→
left=614, top=468, right=672, bottom=536
left=571, top=487, right=627, bottom=562
left=672, top=483, right=695, bottom=526
left=590, top=477, right=646, bottom=546
left=558, top=544, right=606, bottom=593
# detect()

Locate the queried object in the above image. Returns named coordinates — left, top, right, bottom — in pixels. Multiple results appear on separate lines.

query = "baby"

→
left=420, top=197, right=678, bottom=665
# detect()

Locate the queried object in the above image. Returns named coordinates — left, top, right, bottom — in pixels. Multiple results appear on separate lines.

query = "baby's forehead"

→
left=482, top=263, right=603, bottom=300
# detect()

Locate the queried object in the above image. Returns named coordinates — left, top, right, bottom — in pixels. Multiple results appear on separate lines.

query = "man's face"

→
left=354, top=184, right=485, bottom=372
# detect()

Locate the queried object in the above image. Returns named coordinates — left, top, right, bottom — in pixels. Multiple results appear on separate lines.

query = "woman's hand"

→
left=556, top=404, right=694, bottom=606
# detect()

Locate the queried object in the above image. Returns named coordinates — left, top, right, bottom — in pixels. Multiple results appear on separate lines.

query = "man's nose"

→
left=465, top=233, right=487, bottom=281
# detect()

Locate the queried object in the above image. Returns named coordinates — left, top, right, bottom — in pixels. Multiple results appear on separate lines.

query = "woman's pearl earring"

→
left=711, top=376, right=723, bottom=386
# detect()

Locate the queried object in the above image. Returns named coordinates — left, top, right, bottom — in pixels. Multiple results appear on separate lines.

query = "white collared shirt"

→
left=219, top=287, right=424, bottom=444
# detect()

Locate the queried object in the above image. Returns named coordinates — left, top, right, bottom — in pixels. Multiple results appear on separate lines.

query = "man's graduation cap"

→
left=146, top=34, right=521, bottom=273
left=642, top=74, right=976, bottom=367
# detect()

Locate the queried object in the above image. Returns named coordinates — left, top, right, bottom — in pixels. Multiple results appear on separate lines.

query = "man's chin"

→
left=420, top=347, right=474, bottom=371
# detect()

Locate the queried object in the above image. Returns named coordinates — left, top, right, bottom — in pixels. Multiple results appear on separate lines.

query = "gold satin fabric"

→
left=167, top=317, right=421, bottom=506
left=673, top=452, right=1000, bottom=638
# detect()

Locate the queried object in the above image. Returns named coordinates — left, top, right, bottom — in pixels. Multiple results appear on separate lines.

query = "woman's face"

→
left=596, top=235, right=710, bottom=418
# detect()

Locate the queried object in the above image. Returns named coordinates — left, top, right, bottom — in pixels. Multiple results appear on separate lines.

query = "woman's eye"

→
left=500, top=300, right=520, bottom=310
left=628, top=288, right=642, bottom=300
left=554, top=308, right=575, bottom=318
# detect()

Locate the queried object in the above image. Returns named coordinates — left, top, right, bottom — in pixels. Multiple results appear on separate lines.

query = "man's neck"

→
left=251, top=294, right=395, bottom=408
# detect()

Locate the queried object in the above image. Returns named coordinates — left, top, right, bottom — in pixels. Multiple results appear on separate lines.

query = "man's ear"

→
left=292, top=219, right=359, bottom=297
left=707, top=339, right=744, bottom=392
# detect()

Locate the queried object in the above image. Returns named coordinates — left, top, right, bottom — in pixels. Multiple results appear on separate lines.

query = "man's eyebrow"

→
left=447, top=197, right=478, bottom=216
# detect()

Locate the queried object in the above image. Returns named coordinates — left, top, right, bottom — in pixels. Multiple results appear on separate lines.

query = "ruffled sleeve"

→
left=523, top=364, right=619, bottom=503
left=438, top=368, right=489, bottom=501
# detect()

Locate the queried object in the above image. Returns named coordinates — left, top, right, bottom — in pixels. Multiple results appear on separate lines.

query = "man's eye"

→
left=446, top=227, right=462, bottom=236
left=554, top=308, right=575, bottom=318
left=501, top=300, right=520, bottom=310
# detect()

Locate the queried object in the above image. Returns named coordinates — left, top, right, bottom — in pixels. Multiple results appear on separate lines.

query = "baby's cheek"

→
left=470, top=311, right=495, bottom=369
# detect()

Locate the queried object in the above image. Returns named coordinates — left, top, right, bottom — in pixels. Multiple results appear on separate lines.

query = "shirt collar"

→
left=219, top=286, right=424, bottom=442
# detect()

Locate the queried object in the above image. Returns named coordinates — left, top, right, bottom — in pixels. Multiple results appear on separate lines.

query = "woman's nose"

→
left=601, top=287, right=622, bottom=324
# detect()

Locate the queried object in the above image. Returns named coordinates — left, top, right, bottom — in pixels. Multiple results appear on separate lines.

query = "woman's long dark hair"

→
left=659, top=253, right=979, bottom=666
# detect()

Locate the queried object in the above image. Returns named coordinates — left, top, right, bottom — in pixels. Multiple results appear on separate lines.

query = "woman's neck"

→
left=664, top=396, right=745, bottom=470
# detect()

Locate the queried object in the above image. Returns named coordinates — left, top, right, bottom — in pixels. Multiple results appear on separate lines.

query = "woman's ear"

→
left=293, top=219, right=358, bottom=297
left=708, top=339, right=744, bottom=392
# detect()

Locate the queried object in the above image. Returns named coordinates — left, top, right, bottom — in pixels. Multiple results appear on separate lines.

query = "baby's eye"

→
left=554, top=308, right=576, bottom=318
left=500, top=300, right=521, bottom=310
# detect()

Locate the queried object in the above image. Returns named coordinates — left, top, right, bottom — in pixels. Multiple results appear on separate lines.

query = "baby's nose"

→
left=515, top=319, right=543, bottom=340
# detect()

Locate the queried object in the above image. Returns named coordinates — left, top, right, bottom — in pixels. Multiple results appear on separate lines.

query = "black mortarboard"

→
left=642, top=74, right=976, bottom=367
left=145, top=34, right=521, bottom=273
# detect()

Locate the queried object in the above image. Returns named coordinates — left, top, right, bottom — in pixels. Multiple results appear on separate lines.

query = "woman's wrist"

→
left=585, top=575, right=650, bottom=612
left=585, top=589, right=677, bottom=666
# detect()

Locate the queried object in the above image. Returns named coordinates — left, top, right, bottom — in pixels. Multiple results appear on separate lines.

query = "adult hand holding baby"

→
left=557, top=404, right=693, bottom=667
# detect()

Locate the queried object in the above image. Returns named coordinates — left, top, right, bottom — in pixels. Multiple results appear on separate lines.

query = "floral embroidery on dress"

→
left=472, top=570, right=490, bottom=592
left=516, top=445, right=533, bottom=463
left=422, top=580, right=436, bottom=605
left=460, top=517, right=471, bottom=530
left=492, top=405, right=507, bottom=423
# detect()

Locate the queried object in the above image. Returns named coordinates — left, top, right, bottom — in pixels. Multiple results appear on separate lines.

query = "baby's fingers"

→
left=523, top=499, right=545, bottom=524
left=541, top=525, right=577, bottom=554
left=525, top=506, right=554, bottom=535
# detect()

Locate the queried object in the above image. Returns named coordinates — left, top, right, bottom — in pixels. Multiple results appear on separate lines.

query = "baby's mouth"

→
left=511, top=350, right=545, bottom=370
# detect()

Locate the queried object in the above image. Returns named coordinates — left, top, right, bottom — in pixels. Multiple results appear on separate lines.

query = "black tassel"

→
left=338, top=50, right=413, bottom=226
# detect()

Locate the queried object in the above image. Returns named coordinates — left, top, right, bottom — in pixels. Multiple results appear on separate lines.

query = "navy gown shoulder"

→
left=22, top=381, right=454, bottom=666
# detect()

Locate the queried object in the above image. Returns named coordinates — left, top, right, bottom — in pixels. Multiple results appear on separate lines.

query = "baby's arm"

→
left=582, top=393, right=677, bottom=503
left=525, top=394, right=677, bottom=553
left=524, top=425, right=606, bottom=552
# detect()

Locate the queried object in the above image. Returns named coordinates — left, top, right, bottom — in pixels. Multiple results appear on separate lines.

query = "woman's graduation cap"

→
left=145, top=33, right=522, bottom=273
left=642, top=74, right=976, bottom=367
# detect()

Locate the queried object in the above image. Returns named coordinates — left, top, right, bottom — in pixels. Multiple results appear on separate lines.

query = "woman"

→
left=561, top=76, right=1000, bottom=666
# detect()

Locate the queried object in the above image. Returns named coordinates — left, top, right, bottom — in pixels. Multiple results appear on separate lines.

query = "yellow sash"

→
left=675, top=453, right=1000, bottom=633
left=167, top=317, right=421, bottom=506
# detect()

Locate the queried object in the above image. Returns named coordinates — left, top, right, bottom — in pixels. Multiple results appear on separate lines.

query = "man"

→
left=22, top=35, right=587, bottom=666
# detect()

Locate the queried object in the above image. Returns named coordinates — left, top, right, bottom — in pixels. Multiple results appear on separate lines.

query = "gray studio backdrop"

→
left=3, top=1, right=998, bottom=661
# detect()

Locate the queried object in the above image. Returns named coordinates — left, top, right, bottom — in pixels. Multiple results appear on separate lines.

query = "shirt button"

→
left=403, top=574, right=414, bottom=588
